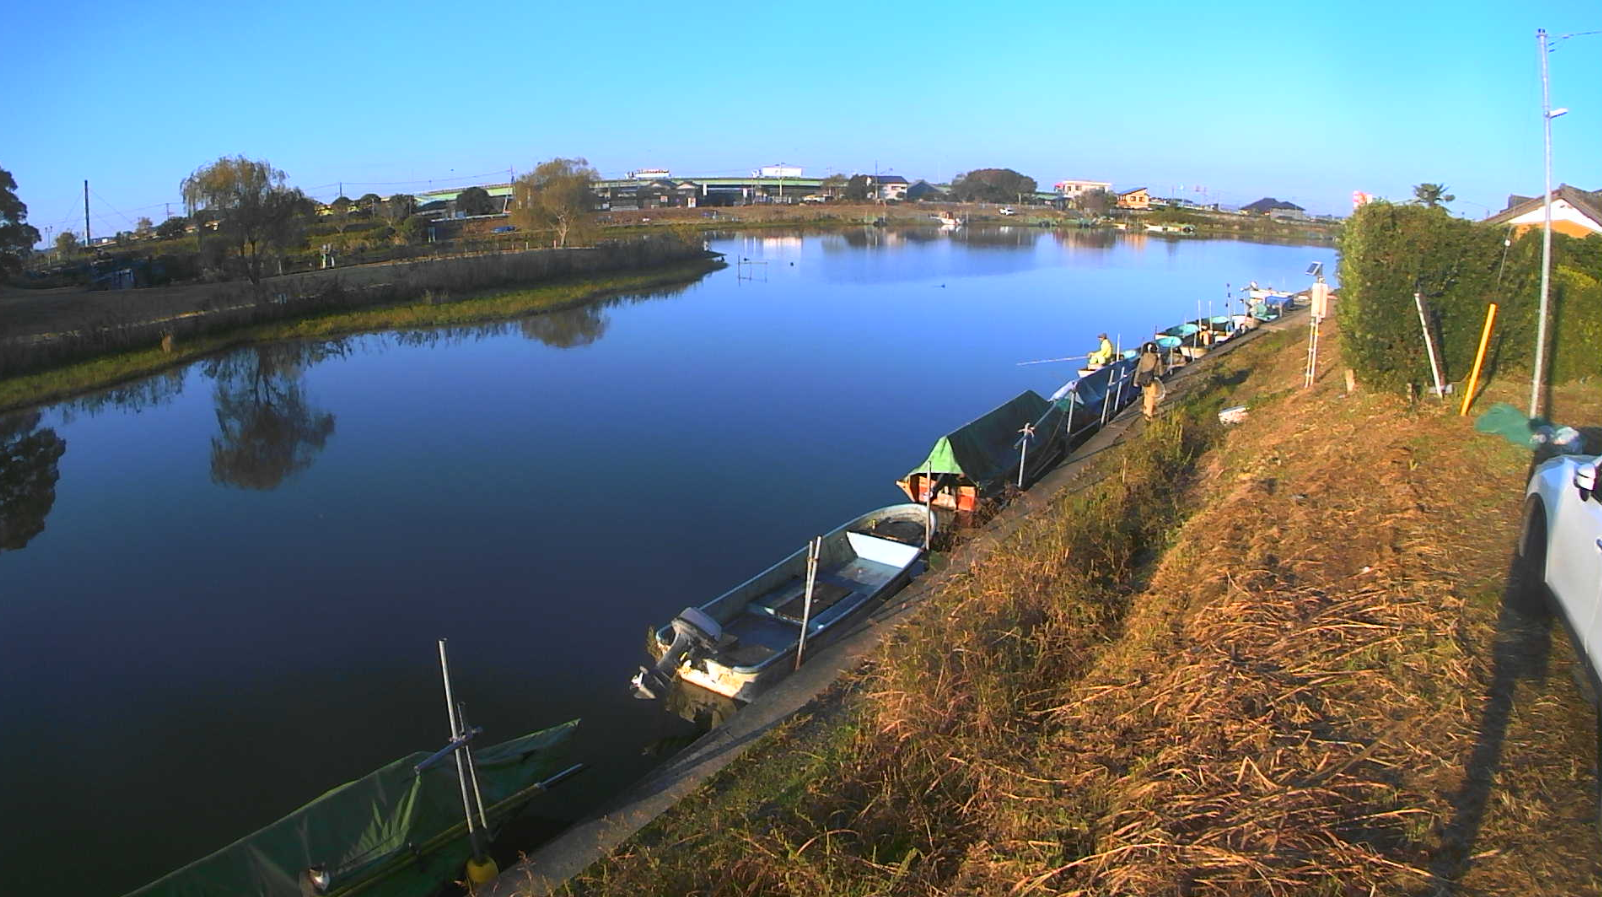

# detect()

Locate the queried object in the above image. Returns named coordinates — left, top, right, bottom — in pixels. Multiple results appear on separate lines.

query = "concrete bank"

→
left=488, top=306, right=1312, bottom=896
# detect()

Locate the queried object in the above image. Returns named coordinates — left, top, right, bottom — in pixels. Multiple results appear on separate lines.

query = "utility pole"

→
left=1532, top=28, right=1555, bottom=418
left=84, top=180, right=91, bottom=247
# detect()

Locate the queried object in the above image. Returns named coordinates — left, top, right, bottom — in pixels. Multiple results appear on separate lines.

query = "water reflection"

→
left=520, top=304, right=609, bottom=348
left=0, top=412, right=67, bottom=552
left=203, top=344, right=340, bottom=491
left=55, top=368, right=187, bottom=424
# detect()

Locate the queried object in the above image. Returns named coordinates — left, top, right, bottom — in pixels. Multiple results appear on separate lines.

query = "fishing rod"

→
left=1016, top=353, right=1089, bottom=366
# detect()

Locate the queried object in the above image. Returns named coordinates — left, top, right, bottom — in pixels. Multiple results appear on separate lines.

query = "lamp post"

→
left=1531, top=28, right=1564, bottom=418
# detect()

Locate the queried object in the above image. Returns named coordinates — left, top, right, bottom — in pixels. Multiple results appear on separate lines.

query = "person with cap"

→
left=1086, top=332, right=1115, bottom=367
left=1135, top=340, right=1166, bottom=420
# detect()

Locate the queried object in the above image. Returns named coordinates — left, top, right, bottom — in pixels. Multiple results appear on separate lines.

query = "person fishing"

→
left=1086, top=332, right=1115, bottom=368
left=1135, top=340, right=1166, bottom=420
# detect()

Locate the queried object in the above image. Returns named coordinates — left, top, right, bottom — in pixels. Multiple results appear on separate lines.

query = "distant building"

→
left=905, top=179, right=946, bottom=201
left=1486, top=185, right=1602, bottom=237
left=1054, top=179, right=1112, bottom=198
left=628, top=168, right=671, bottom=180
left=1267, top=207, right=1308, bottom=221
left=1241, top=197, right=1304, bottom=216
left=1116, top=187, right=1151, bottom=210
left=871, top=175, right=910, bottom=201
left=755, top=164, right=803, bottom=178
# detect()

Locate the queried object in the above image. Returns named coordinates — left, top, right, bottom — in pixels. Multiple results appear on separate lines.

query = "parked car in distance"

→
left=491, top=225, right=517, bottom=233
left=802, top=194, right=828, bottom=203
left=1521, top=452, right=1602, bottom=691
left=998, top=206, right=1016, bottom=216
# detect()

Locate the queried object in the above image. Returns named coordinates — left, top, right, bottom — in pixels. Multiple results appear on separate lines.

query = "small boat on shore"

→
left=631, top=504, right=932, bottom=702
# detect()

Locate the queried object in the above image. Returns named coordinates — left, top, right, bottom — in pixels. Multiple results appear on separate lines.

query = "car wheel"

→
left=1513, top=497, right=1551, bottom=618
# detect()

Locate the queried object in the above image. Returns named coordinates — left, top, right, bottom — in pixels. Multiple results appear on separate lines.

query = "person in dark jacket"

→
left=1135, top=341, right=1166, bottom=420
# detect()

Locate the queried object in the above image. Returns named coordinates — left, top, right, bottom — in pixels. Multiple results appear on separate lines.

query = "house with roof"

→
left=1485, top=185, right=1602, bottom=237
left=1116, top=187, right=1151, bottom=210
left=870, top=175, right=910, bottom=201
left=1242, top=197, right=1304, bottom=216
left=905, top=180, right=946, bottom=201
left=1054, top=179, right=1113, bottom=199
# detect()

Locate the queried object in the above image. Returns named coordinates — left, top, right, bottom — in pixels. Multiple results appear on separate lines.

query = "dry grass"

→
left=554, top=321, right=1602, bottom=897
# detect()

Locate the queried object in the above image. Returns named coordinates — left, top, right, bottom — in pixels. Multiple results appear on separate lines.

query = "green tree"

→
left=327, top=196, right=355, bottom=235
left=1412, top=183, right=1456, bottom=209
left=842, top=174, right=872, bottom=201
left=55, top=230, right=79, bottom=256
left=156, top=216, right=189, bottom=240
left=951, top=168, right=1038, bottom=204
left=180, top=156, right=310, bottom=283
left=135, top=216, right=154, bottom=238
left=456, top=186, right=494, bottom=216
left=0, top=167, right=42, bottom=276
left=820, top=173, right=847, bottom=199
left=511, top=158, right=598, bottom=248
left=383, top=194, right=416, bottom=223
left=356, top=192, right=383, bottom=214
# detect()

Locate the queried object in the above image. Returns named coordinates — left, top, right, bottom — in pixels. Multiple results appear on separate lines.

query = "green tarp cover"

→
left=126, top=720, right=578, bottom=897
left=906, top=391, right=1055, bottom=490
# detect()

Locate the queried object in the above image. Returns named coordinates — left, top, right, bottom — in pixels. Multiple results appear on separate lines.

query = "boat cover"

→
left=126, top=721, right=579, bottom=897
left=1068, top=357, right=1137, bottom=426
left=904, top=391, right=1061, bottom=489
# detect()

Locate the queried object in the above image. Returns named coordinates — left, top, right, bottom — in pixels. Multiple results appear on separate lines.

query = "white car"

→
left=998, top=206, right=1016, bottom=216
left=1521, top=453, right=1602, bottom=682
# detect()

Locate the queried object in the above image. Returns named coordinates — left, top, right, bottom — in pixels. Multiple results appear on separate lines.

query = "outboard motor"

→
left=630, top=607, right=722, bottom=700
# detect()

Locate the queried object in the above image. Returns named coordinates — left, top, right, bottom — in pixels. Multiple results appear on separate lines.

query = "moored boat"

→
left=631, top=505, right=933, bottom=702
left=124, top=721, right=581, bottom=897
left=900, top=358, right=1139, bottom=516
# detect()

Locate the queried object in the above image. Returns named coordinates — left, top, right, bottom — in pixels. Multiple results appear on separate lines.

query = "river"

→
left=0, top=227, right=1333, bottom=894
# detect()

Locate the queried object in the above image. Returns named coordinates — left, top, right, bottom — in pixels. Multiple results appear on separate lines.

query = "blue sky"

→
left=5, top=0, right=1599, bottom=238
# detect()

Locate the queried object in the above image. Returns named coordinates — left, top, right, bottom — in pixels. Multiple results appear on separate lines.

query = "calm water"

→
left=0, top=228, right=1332, bottom=894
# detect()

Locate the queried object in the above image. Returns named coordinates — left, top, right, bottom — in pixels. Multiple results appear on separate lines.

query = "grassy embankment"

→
left=0, top=258, right=721, bottom=414
left=541, top=321, right=1601, bottom=896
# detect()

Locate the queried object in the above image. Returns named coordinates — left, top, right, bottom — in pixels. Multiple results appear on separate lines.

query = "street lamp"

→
left=1531, top=28, right=1560, bottom=418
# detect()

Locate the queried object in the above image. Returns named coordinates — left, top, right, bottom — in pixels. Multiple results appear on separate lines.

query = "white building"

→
left=755, top=163, right=803, bottom=178
left=628, top=168, right=671, bottom=180
left=1053, top=179, right=1113, bottom=197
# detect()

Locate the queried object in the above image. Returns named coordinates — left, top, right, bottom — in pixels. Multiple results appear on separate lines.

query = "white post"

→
left=1531, top=28, right=1555, bottom=418
left=1017, top=422, right=1035, bottom=488
left=794, top=537, right=821, bottom=670
left=1414, top=292, right=1446, bottom=400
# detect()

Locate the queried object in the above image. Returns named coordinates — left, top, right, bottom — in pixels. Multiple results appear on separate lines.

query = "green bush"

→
left=1336, top=201, right=1602, bottom=391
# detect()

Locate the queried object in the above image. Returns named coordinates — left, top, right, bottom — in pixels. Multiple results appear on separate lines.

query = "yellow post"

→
left=1459, top=303, right=1498, bottom=416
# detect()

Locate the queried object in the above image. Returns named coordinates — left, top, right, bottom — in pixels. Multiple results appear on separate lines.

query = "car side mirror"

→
left=1576, top=460, right=1600, bottom=502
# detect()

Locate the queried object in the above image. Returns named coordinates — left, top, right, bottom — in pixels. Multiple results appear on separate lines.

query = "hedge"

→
left=1337, top=201, right=1602, bottom=392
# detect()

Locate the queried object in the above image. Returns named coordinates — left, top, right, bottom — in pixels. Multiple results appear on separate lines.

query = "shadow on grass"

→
left=1425, top=547, right=1560, bottom=892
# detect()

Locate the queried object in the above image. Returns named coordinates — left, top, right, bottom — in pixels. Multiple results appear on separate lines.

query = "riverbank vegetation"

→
left=551, top=321, right=1601, bottom=895
left=0, top=258, right=721, bottom=414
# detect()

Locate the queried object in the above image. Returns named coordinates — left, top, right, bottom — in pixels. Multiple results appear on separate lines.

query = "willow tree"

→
left=181, top=156, right=312, bottom=283
left=512, top=158, right=599, bottom=248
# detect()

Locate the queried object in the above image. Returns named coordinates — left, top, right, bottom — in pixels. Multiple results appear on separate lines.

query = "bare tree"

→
left=180, top=156, right=310, bottom=283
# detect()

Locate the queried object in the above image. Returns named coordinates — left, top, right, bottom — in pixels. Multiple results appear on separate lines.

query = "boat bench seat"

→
left=747, top=576, right=862, bottom=626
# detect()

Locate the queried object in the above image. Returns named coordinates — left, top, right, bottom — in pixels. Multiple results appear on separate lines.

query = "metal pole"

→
left=1532, top=27, right=1554, bottom=418
left=924, top=461, right=934, bottom=551
left=83, top=180, right=91, bottom=248
left=794, top=537, right=820, bottom=670
left=437, top=640, right=483, bottom=856
left=1461, top=303, right=1499, bottom=416
left=457, top=702, right=491, bottom=830
left=1017, top=422, right=1034, bottom=488
left=1414, top=292, right=1446, bottom=400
